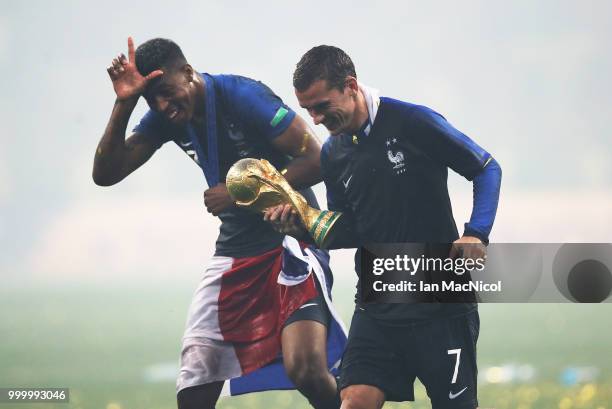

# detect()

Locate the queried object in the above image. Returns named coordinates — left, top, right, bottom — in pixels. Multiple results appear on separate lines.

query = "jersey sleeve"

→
left=320, top=141, right=348, bottom=212
left=464, top=157, right=502, bottom=244
left=405, top=106, right=501, bottom=242
left=132, top=109, right=174, bottom=149
left=228, top=77, right=296, bottom=140
left=406, top=106, right=491, bottom=181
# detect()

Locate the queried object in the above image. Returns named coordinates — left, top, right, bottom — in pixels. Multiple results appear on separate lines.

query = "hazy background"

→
left=1, top=1, right=611, bottom=408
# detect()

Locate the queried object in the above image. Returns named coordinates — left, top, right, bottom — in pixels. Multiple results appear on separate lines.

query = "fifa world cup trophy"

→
left=226, top=158, right=342, bottom=248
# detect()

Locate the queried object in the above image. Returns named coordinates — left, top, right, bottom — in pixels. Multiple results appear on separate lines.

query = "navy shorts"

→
left=339, top=308, right=479, bottom=409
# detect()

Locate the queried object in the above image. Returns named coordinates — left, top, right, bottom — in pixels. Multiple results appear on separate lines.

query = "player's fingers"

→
left=115, top=55, right=126, bottom=72
left=263, top=209, right=272, bottom=222
left=107, top=66, right=118, bottom=78
left=112, top=58, right=121, bottom=70
left=464, top=249, right=477, bottom=261
left=475, top=246, right=486, bottom=260
left=264, top=206, right=283, bottom=222
left=270, top=206, right=284, bottom=222
left=280, top=205, right=292, bottom=223
left=145, top=69, right=164, bottom=82
left=119, top=53, right=128, bottom=65
left=273, top=207, right=284, bottom=222
left=127, top=36, right=136, bottom=62
left=203, top=188, right=213, bottom=200
left=266, top=209, right=276, bottom=222
left=474, top=246, right=484, bottom=259
left=465, top=244, right=483, bottom=260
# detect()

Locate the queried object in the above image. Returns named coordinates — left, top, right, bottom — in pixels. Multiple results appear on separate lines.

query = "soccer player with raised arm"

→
left=93, top=38, right=346, bottom=409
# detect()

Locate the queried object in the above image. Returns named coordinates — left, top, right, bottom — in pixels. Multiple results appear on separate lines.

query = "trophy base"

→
left=309, top=210, right=343, bottom=248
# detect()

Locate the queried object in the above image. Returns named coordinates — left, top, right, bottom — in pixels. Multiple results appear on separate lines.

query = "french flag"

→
left=178, top=237, right=348, bottom=396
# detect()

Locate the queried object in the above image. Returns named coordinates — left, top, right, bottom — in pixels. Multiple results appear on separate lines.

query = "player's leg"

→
left=176, top=382, right=223, bottom=409
left=339, top=385, right=385, bottom=409
left=175, top=338, right=240, bottom=409
left=414, top=309, right=480, bottom=409
left=176, top=256, right=240, bottom=409
left=281, top=302, right=339, bottom=409
left=338, top=308, right=415, bottom=408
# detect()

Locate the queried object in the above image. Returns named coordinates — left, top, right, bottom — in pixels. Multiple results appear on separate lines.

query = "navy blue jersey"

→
left=322, top=98, right=491, bottom=242
left=135, top=74, right=319, bottom=257
left=321, top=97, right=493, bottom=320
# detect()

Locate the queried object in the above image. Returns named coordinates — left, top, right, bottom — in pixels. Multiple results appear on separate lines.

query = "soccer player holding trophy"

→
left=230, top=46, right=501, bottom=409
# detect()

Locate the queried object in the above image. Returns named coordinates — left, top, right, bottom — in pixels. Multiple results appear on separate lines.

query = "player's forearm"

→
left=93, top=97, right=139, bottom=186
left=282, top=213, right=360, bottom=250
left=273, top=118, right=323, bottom=190
left=464, top=157, right=502, bottom=244
left=282, top=154, right=322, bottom=190
left=288, top=227, right=316, bottom=245
left=320, top=214, right=362, bottom=250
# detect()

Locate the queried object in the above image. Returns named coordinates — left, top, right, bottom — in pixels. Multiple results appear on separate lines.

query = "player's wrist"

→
left=115, top=94, right=140, bottom=104
left=463, top=225, right=489, bottom=245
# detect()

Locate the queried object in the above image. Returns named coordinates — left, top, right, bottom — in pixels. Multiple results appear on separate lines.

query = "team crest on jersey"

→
left=227, top=122, right=253, bottom=157
left=386, top=137, right=406, bottom=174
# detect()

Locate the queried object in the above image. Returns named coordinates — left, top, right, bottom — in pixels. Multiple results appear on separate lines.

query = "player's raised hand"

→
left=106, top=37, right=163, bottom=101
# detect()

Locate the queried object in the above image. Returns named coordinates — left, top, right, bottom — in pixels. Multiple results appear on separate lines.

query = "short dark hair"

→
left=293, top=45, right=356, bottom=92
left=135, top=38, right=187, bottom=77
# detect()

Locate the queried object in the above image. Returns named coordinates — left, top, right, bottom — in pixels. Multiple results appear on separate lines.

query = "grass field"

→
left=1, top=285, right=610, bottom=409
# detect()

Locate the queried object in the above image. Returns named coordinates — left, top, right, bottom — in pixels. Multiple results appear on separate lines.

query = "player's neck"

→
left=192, top=74, right=206, bottom=123
left=348, top=89, right=369, bottom=133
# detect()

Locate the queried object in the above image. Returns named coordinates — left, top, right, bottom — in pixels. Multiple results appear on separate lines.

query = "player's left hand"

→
left=449, top=236, right=487, bottom=263
left=203, top=183, right=234, bottom=216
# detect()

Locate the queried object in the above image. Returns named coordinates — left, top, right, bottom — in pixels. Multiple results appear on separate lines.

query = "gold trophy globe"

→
left=226, top=158, right=342, bottom=248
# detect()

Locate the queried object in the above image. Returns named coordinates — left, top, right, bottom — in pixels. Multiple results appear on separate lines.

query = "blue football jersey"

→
left=134, top=74, right=319, bottom=257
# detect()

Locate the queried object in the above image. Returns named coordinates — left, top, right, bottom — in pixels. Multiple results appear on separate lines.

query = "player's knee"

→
left=340, top=395, right=374, bottom=409
left=285, top=354, right=328, bottom=391
left=340, top=386, right=384, bottom=409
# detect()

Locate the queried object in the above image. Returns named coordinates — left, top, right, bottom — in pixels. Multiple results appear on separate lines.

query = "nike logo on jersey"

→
left=299, top=302, right=318, bottom=309
left=342, top=175, right=353, bottom=190
left=448, top=386, right=468, bottom=400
